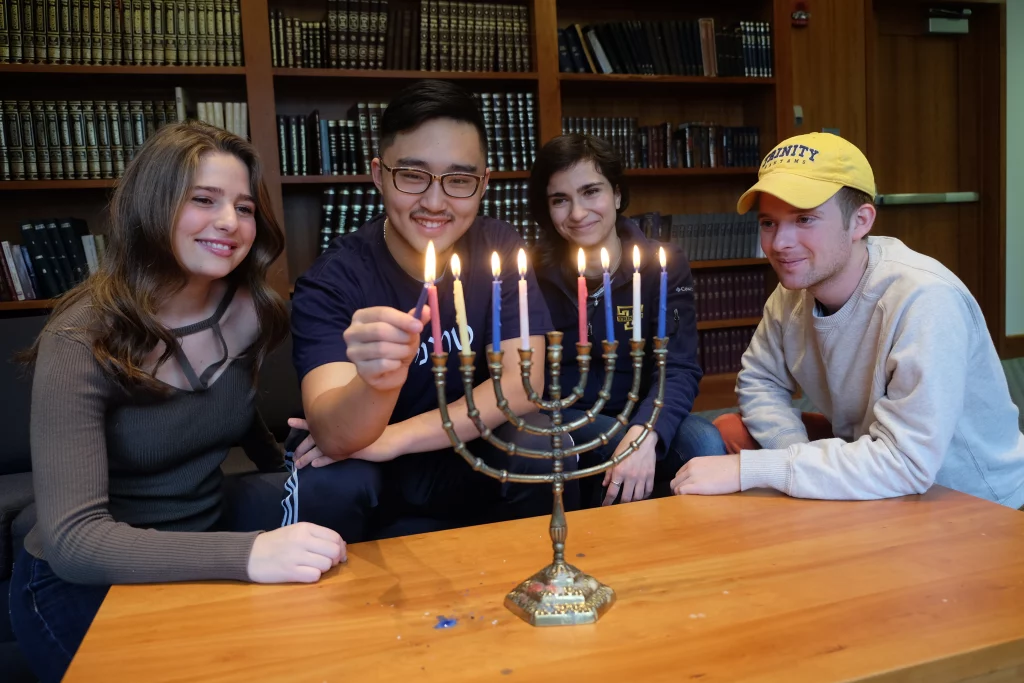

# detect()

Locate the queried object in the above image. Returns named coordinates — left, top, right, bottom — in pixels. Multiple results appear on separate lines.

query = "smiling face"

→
left=171, top=151, right=257, bottom=283
left=371, top=117, right=488, bottom=276
left=546, top=161, right=621, bottom=255
left=757, top=192, right=873, bottom=306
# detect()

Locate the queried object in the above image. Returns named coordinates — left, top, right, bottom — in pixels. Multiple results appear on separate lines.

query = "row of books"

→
left=315, top=180, right=538, bottom=255
left=634, top=212, right=764, bottom=262
left=269, top=1, right=530, bottom=73
left=693, top=270, right=766, bottom=322
left=697, top=326, right=756, bottom=376
left=194, top=100, right=247, bottom=138
left=0, top=98, right=178, bottom=181
left=0, top=218, right=104, bottom=302
left=279, top=93, right=536, bottom=177
left=558, top=19, right=773, bottom=78
left=562, top=118, right=762, bottom=170
left=0, top=0, right=243, bottom=66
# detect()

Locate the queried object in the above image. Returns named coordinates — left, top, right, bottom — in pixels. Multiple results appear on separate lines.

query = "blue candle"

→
left=491, top=252, right=501, bottom=351
left=657, top=246, right=667, bottom=338
left=600, top=247, right=614, bottom=342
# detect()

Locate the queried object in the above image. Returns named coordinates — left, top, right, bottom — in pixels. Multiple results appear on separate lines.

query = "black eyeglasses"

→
left=380, top=161, right=484, bottom=199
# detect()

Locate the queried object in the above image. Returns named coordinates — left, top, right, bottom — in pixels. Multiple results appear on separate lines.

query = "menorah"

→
left=432, top=330, right=668, bottom=627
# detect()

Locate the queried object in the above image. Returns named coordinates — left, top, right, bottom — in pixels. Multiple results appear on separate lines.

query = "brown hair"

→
left=836, top=186, right=875, bottom=230
left=24, top=121, right=288, bottom=392
left=527, top=134, right=630, bottom=270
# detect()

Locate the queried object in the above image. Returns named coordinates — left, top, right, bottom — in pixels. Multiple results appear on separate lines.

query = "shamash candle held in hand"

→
left=425, top=241, right=442, bottom=355
left=518, top=248, right=530, bottom=350
left=632, top=245, right=642, bottom=342
left=491, top=252, right=501, bottom=352
left=600, top=247, right=614, bottom=343
left=658, top=246, right=667, bottom=339
left=451, top=254, right=470, bottom=354
left=577, top=248, right=587, bottom=343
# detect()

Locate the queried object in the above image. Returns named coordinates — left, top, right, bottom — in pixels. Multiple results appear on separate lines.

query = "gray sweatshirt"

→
left=737, top=236, right=1024, bottom=509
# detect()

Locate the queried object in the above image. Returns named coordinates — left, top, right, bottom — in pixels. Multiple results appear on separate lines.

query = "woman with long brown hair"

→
left=9, top=121, right=344, bottom=683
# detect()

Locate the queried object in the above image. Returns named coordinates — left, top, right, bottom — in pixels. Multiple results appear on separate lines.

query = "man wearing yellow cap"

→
left=670, top=132, right=1024, bottom=509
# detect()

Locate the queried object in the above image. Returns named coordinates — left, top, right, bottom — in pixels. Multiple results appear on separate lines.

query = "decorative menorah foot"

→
left=504, top=562, right=615, bottom=626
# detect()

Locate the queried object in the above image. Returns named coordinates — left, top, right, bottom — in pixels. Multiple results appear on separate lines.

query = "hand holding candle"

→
left=632, top=245, right=642, bottom=342
left=517, top=248, right=530, bottom=350
left=425, top=241, right=442, bottom=355
left=577, top=248, right=587, bottom=343
left=600, top=247, right=614, bottom=343
left=491, top=252, right=502, bottom=352
left=451, top=254, right=470, bottom=354
left=657, top=246, right=667, bottom=339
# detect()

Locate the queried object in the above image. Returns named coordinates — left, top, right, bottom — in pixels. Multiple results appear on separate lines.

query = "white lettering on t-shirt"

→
left=414, top=325, right=476, bottom=366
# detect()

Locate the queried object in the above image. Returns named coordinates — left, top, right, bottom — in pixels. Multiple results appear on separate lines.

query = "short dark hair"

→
left=835, top=186, right=875, bottom=228
left=378, top=80, right=488, bottom=159
left=528, top=134, right=630, bottom=269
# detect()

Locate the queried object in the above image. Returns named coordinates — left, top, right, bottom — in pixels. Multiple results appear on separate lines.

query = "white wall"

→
left=1007, top=0, right=1024, bottom=335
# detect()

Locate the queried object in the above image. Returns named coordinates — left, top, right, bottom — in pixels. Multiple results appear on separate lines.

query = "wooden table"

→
left=65, top=487, right=1024, bottom=682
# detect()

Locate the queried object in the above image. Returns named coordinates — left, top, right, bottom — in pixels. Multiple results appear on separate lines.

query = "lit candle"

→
left=425, top=241, right=442, bottom=355
left=600, top=247, right=614, bottom=342
left=517, top=248, right=530, bottom=350
left=658, top=246, right=667, bottom=339
left=632, top=245, right=642, bottom=342
left=577, top=248, right=587, bottom=343
left=451, top=254, right=470, bottom=353
left=491, top=252, right=501, bottom=351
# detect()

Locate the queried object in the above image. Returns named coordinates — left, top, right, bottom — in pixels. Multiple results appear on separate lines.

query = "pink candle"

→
left=577, top=248, right=587, bottom=342
left=428, top=283, right=442, bottom=355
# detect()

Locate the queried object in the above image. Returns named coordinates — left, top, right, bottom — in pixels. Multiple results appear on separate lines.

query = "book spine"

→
left=59, top=0, right=72, bottom=62
left=108, top=100, right=124, bottom=176
left=44, top=100, right=62, bottom=178
left=0, top=1, right=10, bottom=64
left=33, top=0, right=44, bottom=62
left=8, top=0, right=21, bottom=63
left=175, top=0, right=185, bottom=63
left=194, top=0, right=206, bottom=64
left=130, top=0, right=141, bottom=63
left=204, top=0, right=215, bottom=65
left=0, top=101, right=8, bottom=180
left=276, top=114, right=287, bottom=174
left=163, top=0, right=175, bottom=63
left=140, top=0, right=152, bottom=64
left=95, top=99, right=112, bottom=178
left=81, top=100, right=99, bottom=178
left=17, top=100, right=37, bottom=178
left=31, top=100, right=50, bottom=179
left=229, top=0, right=237, bottom=65
left=152, top=0, right=162, bottom=63
left=88, top=0, right=100, bottom=63
left=20, top=0, right=33, bottom=63
left=3, top=102, right=23, bottom=179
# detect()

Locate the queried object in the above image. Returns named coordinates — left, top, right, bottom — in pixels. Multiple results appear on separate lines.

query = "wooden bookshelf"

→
left=272, top=68, right=539, bottom=81
left=0, top=300, right=57, bottom=312
left=696, top=317, right=761, bottom=331
left=559, top=73, right=775, bottom=86
left=624, top=167, right=758, bottom=178
left=0, top=180, right=117, bottom=190
left=0, top=65, right=247, bottom=75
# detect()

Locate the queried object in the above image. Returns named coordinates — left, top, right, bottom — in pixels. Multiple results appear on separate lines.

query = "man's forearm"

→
left=307, top=376, right=401, bottom=457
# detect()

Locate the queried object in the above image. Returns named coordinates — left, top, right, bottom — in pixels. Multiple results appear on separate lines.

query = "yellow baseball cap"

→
left=736, top=132, right=876, bottom=214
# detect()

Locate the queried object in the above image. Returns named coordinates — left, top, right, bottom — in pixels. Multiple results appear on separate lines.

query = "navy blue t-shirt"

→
left=291, top=215, right=554, bottom=425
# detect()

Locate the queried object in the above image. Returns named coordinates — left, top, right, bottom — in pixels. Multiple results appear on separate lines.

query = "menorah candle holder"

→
left=432, top=330, right=668, bottom=626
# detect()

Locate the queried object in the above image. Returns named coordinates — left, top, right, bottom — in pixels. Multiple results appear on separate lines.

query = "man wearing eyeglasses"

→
left=288, top=80, right=566, bottom=543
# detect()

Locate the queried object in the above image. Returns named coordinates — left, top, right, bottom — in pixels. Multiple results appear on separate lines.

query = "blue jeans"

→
left=8, top=470, right=292, bottom=683
left=563, top=411, right=726, bottom=507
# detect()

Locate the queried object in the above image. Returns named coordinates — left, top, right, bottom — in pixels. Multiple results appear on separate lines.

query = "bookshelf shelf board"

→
left=281, top=171, right=530, bottom=185
left=0, top=64, right=246, bottom=75
left=696, top=317, right=762, bottom=331
left=558, top=73, right=775, bottom=86
left=272, top=68, right=538, bottom=81
left=0, top=300, right=57, bottom=311
left=623, top=167, right=758, bottom=178
left=0, top=180, right=116, bottom=190
left=690, top=258, right=769, bottom=269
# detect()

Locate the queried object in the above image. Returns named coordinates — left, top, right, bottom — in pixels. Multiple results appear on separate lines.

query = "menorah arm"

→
left=513, top=338, right=594, bottom=412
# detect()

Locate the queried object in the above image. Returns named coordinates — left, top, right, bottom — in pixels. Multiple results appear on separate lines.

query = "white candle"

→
left=632, top=245, right=642, bottom=341
left=451, top=254, right=470, bottom=353
left=517, top=248, right=530, bottom=350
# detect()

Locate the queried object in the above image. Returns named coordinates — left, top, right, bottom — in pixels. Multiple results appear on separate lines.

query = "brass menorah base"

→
left=433, top=330, right=667, bottom=627
left=504, top=562, right=616, bottom=626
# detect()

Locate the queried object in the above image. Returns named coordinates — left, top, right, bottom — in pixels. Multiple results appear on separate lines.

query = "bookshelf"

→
left=0, top=0, right=790, bottom=408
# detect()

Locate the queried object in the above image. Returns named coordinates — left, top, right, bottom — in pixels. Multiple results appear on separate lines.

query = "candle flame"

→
left=518, top=248, right=527, bottom=277
left=491, top=251, right=500, bottom=278
left=633, top=244, right=641, bottom=270
left=659, top=246, right=667, bottom=269
left=577, top=248, right=585, bottom=275
left=451, top=253, right=461, bottom=280
left=600, top=247, right=610, bottom=271
left=425, top=241, right=436, bottom=282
